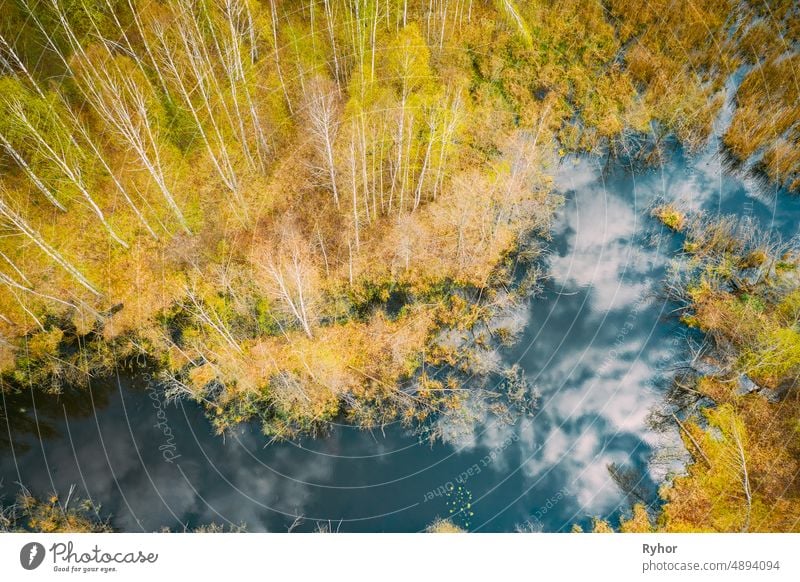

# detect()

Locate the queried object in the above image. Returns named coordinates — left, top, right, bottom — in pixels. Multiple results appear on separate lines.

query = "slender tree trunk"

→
left=349, top=129, right=361, bottom=249
left=0, top=33, right=45, bottom=97
left=414, top=113, right=437, bottom=210
left=0, top=133, right=66, bottom=211
left=323, top=0, right=341, bottom=89
left=9, top=102, right=129, bottom=248
left=0, top=195, right=100, bottom=296
left=269, top=0, right=294, bottom=115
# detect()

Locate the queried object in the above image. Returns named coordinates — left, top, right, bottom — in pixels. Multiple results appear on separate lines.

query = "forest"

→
left=0, top=0, right=798, bottom=533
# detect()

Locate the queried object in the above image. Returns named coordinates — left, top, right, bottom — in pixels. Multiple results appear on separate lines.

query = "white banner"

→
left=1, top=533, right=797, bottom=581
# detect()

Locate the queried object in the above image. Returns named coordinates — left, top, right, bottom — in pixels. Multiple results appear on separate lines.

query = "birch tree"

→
left=2, top=97, right=129, bottom=248
left=252, top=217, right=321, bottom=339
left=268, top=0, right=294, bottom=115
left=149, top=13, right=241, bottom=200
left=305, top=76, right=342, bottom=207
left=76, top=56, right=191, bottom=234
left=348, top=123, right=361, bottom=249
left=0, top=190, right=100, bottom=296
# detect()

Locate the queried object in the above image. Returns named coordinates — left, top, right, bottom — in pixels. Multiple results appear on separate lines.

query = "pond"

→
left=3, top=129, right=799, bottom=532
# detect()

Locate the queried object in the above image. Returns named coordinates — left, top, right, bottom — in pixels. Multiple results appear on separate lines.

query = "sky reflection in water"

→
left=3, top=142, right=799, bottom=532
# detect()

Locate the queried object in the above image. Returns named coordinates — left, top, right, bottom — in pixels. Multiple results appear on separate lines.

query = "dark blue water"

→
left=2, top=139, right=799, bottom=532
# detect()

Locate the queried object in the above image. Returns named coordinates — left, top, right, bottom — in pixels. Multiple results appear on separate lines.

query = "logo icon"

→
left=20, top=542, right=46, bottom=570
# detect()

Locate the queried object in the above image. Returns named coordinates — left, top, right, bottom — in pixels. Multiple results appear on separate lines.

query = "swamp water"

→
left=3, top=141, right=799, bottom=532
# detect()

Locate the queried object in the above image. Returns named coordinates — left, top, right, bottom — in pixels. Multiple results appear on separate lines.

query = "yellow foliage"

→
left=652, top=205, right=686, bottom=231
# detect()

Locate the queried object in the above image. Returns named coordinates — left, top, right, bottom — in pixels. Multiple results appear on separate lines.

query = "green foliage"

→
left=652, top=204, right=686, bottom=231
left=383, top=24, right=434, bottom=96
left=645, top=214, right=800, bottom=532
left=160, top=95, right=198, bottom=153
left=1, top=0, right=798, bottom=448
left=661, top=397, right=800, bottom=532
